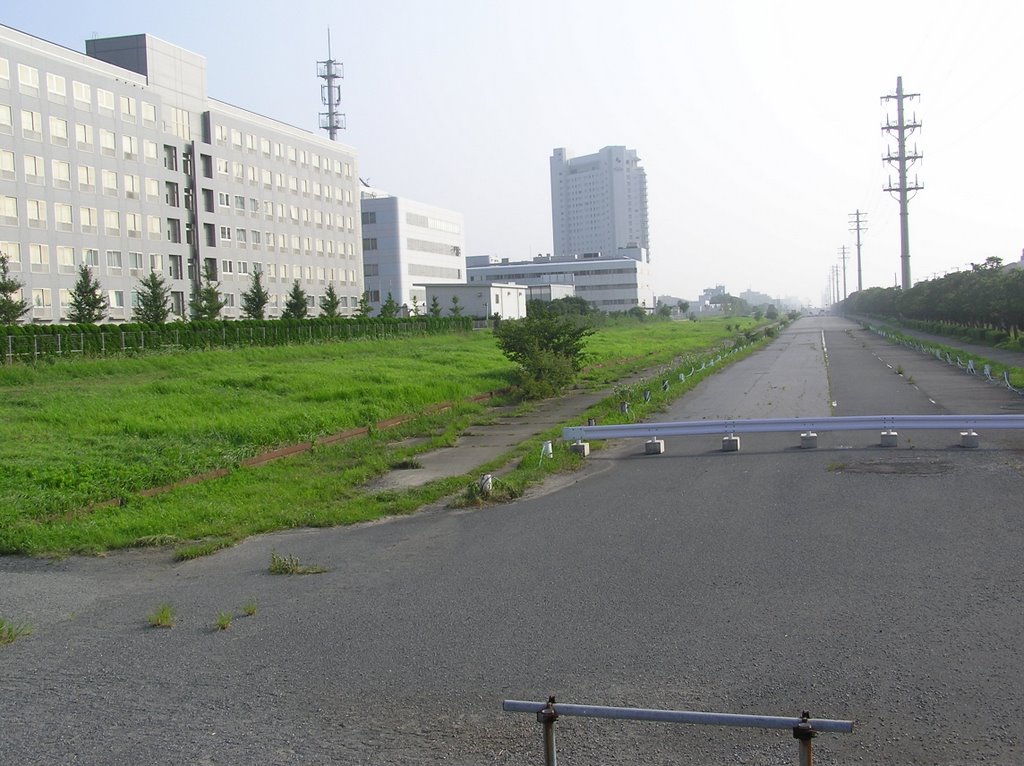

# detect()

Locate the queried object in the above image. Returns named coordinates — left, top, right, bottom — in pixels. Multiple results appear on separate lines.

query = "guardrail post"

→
left=538, top=696, right=558, bottom=766
left=793, top=711, right=816, bottom=766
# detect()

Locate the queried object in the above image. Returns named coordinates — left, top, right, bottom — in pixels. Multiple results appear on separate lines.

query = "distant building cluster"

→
left=0, top=23, right=657, bottom=322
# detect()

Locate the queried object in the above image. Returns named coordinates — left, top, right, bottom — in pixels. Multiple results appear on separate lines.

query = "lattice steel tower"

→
left=318, top=30, right=346, bottom=140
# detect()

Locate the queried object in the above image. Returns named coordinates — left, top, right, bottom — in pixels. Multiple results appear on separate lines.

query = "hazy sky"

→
left=7, top=1, right=1024, bottom=306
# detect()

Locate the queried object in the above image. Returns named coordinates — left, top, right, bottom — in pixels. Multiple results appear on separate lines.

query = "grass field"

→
left=0, top=317, right=758, bottom=556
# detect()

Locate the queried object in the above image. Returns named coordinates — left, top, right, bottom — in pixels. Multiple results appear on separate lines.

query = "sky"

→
left=6, top=0, right=1024, bottom=307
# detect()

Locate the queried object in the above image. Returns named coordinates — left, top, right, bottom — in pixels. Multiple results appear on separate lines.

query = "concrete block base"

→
left=960, top=431, right=980, bottom=449
left=721, top=436, right=741, bottom=452
left=570, top=441, right=591, bottom=457
left=880, top=430, right=899, bottom=447
left=645, top=438, right=665, bottom=455
left=800, top=432, right=818, bottom=449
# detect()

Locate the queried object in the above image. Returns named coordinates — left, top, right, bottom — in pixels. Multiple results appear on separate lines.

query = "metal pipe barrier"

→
left=504, top=697, right=854, bottom=765
left=564, top=413, right=1024, bottom=443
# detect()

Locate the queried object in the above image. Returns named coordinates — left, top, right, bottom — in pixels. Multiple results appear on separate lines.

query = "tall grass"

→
left=0, top=318, right=748, bottom=555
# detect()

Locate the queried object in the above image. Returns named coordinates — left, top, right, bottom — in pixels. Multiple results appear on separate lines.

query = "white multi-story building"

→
left=360, top=190, right=464, bottom=314
left=550, top=145, right=649, bottom=263
left=0, top=25, right=363, bottom=322
left=466, top=252, right=654, bottom=312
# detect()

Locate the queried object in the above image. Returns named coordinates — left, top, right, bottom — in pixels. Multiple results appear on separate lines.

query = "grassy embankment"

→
left=0, top=317, right=761, bottom=557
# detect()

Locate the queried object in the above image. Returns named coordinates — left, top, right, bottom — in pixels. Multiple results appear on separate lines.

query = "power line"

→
left=837, top=246, right=850, bottom=301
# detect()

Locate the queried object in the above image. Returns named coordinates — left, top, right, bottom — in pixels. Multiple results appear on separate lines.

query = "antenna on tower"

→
left=317, top=28, right=346, bottom=140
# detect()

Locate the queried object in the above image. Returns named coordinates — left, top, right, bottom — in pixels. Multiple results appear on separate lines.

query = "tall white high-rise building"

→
left=550, top=146, right=649, bottom=262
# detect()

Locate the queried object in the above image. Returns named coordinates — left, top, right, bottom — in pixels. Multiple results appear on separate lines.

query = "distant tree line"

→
left=842, top=256, right=1024, bottom=346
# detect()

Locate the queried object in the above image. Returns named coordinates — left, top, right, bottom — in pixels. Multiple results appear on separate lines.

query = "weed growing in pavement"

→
left=827, top=462, right=848, bottom=472
left=148, top=603, right=175, bottom=628
left=0, top=618, right=32, bottom=645
left=243, top=600, right=258, bottom=617
left=896, top=364, right=905, bottom=375
left=215, top=612, right=233, bottom=631
left=269, top=551, right=327, bottom=575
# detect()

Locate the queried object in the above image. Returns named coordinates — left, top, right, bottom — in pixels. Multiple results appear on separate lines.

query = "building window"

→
left=144, top=139, right=159, bottom=164
left=57, top=246, right=75, bottom=273
left=23, top=155, right=44, bottom=184
left=129, top=251, right=144, bottom=275
left=52, top=159, right=70, bottom=190
left=80, top=206, right=97, bottom=234
left=123, top=135, right=138, bottom=160
left=101, top=169, right=118, bottom=196
left=76, top=123, right=94, bottom=151
left=104, top=210, right=120, bottom=236
left=17, top=64, right=39, bottom=95
left=363, top=238, right=377, bottom=251
left=119, top=95, right=137, bottom=123
left=78, top=165, right=95, bottom=192
left=73, top=80, right=91, bottom=107
left=0, top=105, right=12, bottom=135
left=97, top=88, right=115, bottom=113
left=362, top=211, right=376, bottom=225
left=21, top=110, right=42, bottom=141
left=49, top=117, right=69, bottom=147
left=54, top=203, right=73, bottom=232
left=99, top=129, right=115, bottom=157
left=30, top=244, right=49, bottom=272
left=142, top=101, right=157, bottom=128
left=27, top=199, right=47, bottom=229
left=0, top=150, right=15, bottom=181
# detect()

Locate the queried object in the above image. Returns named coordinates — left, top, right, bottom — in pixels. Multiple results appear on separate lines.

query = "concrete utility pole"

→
left=848, top=210, right=868, bottom=293
left=838, top=246, right=850, bottom=301
left=881, top=76, right=923, bottom=290
left=317, top=29, right=346, bottom=140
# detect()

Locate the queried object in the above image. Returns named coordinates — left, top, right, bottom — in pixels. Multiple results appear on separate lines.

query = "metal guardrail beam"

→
left=563, top=414, right=1024, bottom=442
left=503, top=699, right=854, bottom=733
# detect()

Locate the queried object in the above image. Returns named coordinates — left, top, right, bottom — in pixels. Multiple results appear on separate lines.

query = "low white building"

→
left=466, top=252, right=653, bottom=312
left=360, top=190, right=464, bottom=315
left=422, top=282, right=527, bottom=320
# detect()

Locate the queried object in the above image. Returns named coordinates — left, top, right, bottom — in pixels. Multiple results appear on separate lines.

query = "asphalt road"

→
left=1, top=316, right=1021, bottom=765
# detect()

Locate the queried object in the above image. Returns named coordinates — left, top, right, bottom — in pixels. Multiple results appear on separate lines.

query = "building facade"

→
left=422, top=282, right=527, bottom=320
left=0, top=25, right=364, bottom=322
left=466, top=253, right=653, bottom=312
left=550, top=145, right=649, bottom=262
left=360, top=190, right=465, bottom=314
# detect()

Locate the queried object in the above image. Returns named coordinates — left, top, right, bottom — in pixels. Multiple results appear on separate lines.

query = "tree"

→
left=0, top=254, right=29, bottom=325
left=493, top=314, right=596, bottom=398
left=68, top=264, right=108, bottom=324
left=656, top=303, right=672, bottom=319
left=320, top=283, right=341, bottom=318
left=134, top=272, right=171, bottom=324
left=428, top=295, right=442, bottom=318
left=676, top=300, right=690, bottom=315
left=379, top=292, right=400, bottom=318
left=281, top=279, right=308, bottom=319
left=410, top=295, right=421, bottom=316
left=189, top=264, right=225, bottom=321
left=355, top=291, right=373, bottom=318
left=765, top=305, right=779, bottom=321
left=449, top=295, right=463, bottom=317
left=240, top=266, right=270, bottom=320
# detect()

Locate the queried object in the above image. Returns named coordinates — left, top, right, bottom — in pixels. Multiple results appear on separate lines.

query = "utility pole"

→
left=881, top=76, right=923, bottom=290
left=848, top=210, right=868, bottom=293
left=838, top=246, right=850, bottom=301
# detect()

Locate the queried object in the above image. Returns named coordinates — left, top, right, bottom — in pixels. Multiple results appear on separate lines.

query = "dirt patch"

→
left=835, top=457, right=955, bottom=475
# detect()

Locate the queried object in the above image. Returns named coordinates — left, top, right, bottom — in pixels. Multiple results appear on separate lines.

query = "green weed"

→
left=0, top=618, right=32, bottom=645
left=148, top=602, right=175, bottom=628
left=215, top=612, right=233, bottom=631
left=269, top=551, right=327, bottom=575
left=242, top=600, right=258, bottom=617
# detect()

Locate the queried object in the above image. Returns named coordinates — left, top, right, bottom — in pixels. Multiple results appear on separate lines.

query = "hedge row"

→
left=1, top=315, right=474, bottom=362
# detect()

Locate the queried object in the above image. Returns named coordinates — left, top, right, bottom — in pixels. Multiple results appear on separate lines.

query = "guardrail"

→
left=564, top=414, right=1024, bottom=452
left=504, top=697, right=854, bottom=765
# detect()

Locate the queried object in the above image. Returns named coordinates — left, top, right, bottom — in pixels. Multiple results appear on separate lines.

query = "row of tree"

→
left=0, top=255, right=467, bottom=327
left=842, top=256, right=1024, bottom=341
